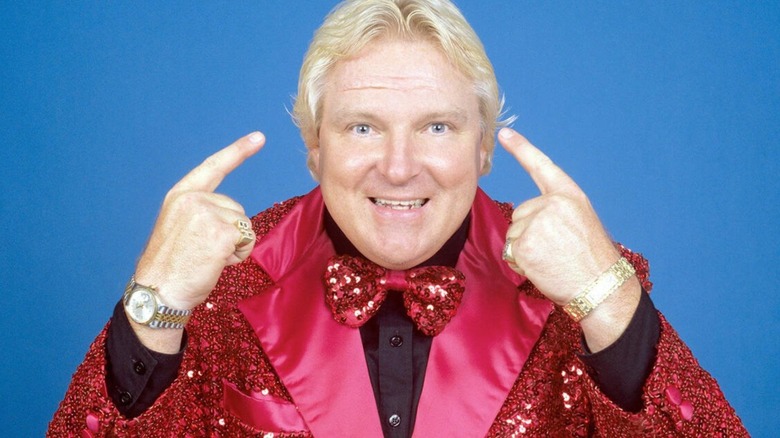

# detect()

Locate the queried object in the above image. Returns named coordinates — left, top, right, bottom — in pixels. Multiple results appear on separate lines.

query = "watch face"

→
left=126, top=289, right=157, bottom=324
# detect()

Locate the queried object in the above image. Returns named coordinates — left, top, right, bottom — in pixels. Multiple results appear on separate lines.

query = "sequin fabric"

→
left=323, top=255, right=466, bottom=336
left=48, top=196, right=747, bottom=437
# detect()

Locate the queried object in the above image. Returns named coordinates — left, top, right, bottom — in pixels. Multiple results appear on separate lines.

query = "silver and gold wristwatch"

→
left=123, top=276, right=192, bottom=329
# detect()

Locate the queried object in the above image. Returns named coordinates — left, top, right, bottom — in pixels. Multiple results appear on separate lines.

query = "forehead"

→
left=323, top=38, right=479, bottom=113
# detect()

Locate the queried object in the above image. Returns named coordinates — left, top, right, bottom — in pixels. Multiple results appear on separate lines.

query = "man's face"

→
left=310, top=38, right=486, bottom=270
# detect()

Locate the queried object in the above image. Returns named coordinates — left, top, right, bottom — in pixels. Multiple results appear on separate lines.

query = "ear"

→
left=307, top=143, right=321, bottom=182
left=478, top=136, right=490, bottom=175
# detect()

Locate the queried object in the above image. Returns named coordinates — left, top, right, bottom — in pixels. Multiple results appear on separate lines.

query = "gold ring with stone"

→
left=502, top=238, right=514, bottom=262
left=235, top=220, right=254, bottom=248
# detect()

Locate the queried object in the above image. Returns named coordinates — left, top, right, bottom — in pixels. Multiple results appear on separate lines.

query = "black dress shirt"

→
left=106, top=212, right=659, bottom=436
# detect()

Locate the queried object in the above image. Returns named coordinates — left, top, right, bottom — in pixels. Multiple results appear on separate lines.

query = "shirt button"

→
left=133, top=360, right=146, bottom=375
left=388, top=414, right=401, bottom=428
left=389, top=335, right=403, bottom=347
left=119, top=391, right=133, bottom=406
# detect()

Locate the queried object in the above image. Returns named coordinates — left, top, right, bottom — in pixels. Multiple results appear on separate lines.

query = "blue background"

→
left=1, top=1, right=777, bottom=436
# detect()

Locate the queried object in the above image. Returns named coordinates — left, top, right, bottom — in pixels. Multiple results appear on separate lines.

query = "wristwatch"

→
left=123, top=276, right=192, bottom=329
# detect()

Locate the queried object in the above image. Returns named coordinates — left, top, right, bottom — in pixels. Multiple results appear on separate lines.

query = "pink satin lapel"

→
left=240, top=188, right=384, bottom=437
left=240, top=187, right=551, bottom=436
left=249, top=188, right=326, bottom=282
left=413, top=189, right=553, bottom=437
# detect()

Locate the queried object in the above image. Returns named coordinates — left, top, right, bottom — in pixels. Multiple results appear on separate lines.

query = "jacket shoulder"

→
left=250, top=195, right=305, bottom=240
left=492, top=199, right=514, bottom=222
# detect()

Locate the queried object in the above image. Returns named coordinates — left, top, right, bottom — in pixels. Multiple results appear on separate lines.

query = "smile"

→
left=371, top=198, right=427, bottom=210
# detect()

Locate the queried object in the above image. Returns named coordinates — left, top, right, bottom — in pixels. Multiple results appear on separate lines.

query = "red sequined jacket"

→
left=49, top=188, right=747, bottom=437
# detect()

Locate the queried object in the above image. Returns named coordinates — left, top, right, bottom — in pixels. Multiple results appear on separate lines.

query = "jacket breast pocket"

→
left=222, top=379, right=309, bottom=433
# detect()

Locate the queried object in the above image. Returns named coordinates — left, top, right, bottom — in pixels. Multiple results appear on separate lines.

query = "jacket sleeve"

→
left=48, top=201, right=310, bottom=437
left=47, top=320, right=226, bottom=437
left=47, top=268, right=314, bottom=437
left=579, top=312, right=748, bottom=436
left=47, top=298, right=313, bottom=437
left=488, top=244, right=748, bottom=437
left=580, top=246, right=748, bottom=436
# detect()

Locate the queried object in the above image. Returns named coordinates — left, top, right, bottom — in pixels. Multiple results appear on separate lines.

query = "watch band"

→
left=563, top=257, right=636, bottom=322
left=124, top=276, right=192, bottom=329
left=147, top=304, right=192, bottom=329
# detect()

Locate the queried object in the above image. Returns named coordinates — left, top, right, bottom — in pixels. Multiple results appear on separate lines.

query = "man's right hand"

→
left=129, top=132, right=265, bottom=352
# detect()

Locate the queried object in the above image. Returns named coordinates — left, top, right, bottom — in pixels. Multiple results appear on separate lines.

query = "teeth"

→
left=373, top=198, right=426, bottom=210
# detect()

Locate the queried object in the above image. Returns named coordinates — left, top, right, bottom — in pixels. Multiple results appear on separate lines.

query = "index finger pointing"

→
left=174, top=131, right=265, bottom=193
left=498, top=128, right=577, bottom=195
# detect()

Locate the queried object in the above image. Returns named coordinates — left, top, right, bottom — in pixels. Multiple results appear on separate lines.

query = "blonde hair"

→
left=292, top=0, right=511, bottom=173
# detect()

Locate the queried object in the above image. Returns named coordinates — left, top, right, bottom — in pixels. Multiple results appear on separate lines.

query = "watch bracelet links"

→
left=148, top=305, right=192, bottom=329
left=563, top=257, right=636, bottom=322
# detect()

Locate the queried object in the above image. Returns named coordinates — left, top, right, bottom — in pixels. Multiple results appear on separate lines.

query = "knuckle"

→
left=163, top=186, right=182, bottom=203
left=531, top=154, right=554, bottom=174
left=173, top=191, right=205, bottom=211
left=189, top=207, right=212, bottom=224
left=511, top=199, right=538, bottom=222
left=570, top=187, right=589, bottom=203
left=545, top=194, right=579, bottom=216
left=201, top=155, right=227, bottom=179
left=511, top=206, right=525, bottom=222
left=536, top=154, right=554, bottom=167
left=215, top=193, right=246, bottom=215
left=201, top=154, right=219, bottom=170
left=513, top=235, right=531, bottom=256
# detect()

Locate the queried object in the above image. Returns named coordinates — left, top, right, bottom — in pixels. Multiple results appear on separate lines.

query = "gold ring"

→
left=235, top=220, right=254, bottom=248
left=502, top=238, right=514, bottom=262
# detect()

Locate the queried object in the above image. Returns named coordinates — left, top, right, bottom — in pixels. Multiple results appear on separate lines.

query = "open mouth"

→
left=371, top=198, right=428, bottom=210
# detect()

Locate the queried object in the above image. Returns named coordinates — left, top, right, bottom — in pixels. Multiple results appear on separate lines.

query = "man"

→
left=50, top=0, right=746, bottom=436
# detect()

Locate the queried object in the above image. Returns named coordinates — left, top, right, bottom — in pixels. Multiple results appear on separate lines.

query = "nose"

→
left=377, top=132, right=421, bottom=184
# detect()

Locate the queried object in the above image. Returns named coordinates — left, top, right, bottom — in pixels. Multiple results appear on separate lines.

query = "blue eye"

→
left=430, top=123, right=448, bottom=134
left=352, top=124, right=371, bottom=135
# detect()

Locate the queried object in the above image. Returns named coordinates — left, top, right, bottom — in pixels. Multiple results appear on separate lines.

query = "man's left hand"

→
left=497, top=127, right=641, bottom=351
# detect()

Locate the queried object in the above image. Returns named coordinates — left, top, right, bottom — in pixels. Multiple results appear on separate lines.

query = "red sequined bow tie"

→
left=323, top=255, right=466, bottom=336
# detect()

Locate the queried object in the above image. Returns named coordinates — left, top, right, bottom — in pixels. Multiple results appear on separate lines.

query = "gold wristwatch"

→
left=123, top=276, right=192, bottom=329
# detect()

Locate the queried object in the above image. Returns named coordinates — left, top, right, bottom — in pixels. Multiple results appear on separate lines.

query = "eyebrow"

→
left=329, top=110, right=378, bottom=125
left=329, top=108, right=472, bottom=125
left=425, top=109, right=470, bottom=124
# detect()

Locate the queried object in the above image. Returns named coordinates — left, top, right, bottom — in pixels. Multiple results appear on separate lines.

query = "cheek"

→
left=316, top=145, right=366, bottom=193
left=320, top=141, right=378, bottom=181
left=436, top=147, right=484, bottom=185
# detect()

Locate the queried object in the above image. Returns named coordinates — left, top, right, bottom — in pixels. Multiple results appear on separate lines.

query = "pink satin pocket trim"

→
left=222, top=379, right=308, bottom=432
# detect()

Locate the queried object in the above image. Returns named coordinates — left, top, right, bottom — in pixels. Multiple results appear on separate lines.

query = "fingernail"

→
left=499, top=128, right=513, bottom=139
left=248, top=132, right=264, bottom=144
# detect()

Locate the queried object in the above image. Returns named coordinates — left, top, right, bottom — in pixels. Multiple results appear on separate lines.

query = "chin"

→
left=366, top=242, right=436, bottom=270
